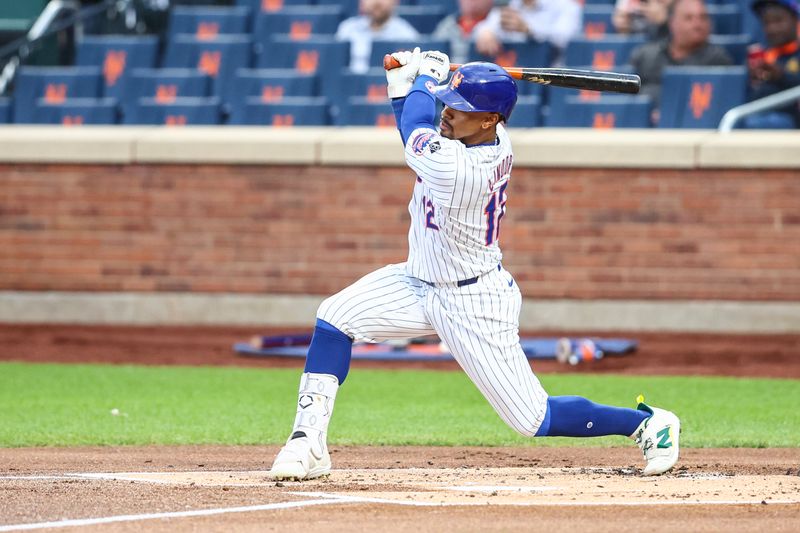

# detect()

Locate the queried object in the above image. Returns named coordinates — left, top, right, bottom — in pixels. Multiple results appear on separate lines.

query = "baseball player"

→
left=269, top=48, right=680, bottom=480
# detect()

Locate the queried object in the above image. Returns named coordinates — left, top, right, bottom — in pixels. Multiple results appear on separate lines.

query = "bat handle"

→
left=383, top=53, right=459, bottom=72
left=383, top=54, right=401, bottom=70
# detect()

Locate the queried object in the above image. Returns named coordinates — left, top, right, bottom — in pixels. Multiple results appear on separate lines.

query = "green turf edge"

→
left=0, top=362, right=797, bottom=448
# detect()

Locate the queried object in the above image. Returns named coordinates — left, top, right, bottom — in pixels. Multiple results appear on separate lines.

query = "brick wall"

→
left=1, top=163, right=798, bottom=301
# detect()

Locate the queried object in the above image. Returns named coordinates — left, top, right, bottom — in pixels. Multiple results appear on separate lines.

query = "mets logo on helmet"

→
left=450, top=71, right=464, bottom=89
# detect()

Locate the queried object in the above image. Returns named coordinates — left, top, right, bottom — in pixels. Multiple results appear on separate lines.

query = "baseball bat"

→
left=383, top=55, right=641, bottom=94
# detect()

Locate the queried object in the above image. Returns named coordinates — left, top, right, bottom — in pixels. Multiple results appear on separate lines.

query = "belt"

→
left=422, top=264, right=500, bottom=288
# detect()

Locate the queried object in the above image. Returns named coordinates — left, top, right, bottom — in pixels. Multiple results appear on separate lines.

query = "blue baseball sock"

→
left=535, top=396, right=649, bottom=437
left=303, top=319, right=353, bottom=384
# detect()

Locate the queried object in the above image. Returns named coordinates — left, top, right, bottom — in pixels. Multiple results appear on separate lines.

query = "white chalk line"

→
left=0, top=499, right=342, bottom=532
left=3, top=471, right=800, bottom=531
left=294, top=491, right=800, bottom=507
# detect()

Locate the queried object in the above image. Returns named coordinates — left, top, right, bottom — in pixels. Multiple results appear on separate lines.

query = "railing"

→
left=718, top=84, right=800, bottom=132
left=0, top=0, right=125, bottom=95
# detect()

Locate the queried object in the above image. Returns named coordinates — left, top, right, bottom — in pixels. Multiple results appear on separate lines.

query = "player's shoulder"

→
left=406, top=127, right=460, bottom=159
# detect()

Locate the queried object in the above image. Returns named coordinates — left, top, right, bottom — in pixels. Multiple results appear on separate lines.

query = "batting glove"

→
left=419, top=50, right=450, bottom=84
left=386, top=46, right=421, bottom=99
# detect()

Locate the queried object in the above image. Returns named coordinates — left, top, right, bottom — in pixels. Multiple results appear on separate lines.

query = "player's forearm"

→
left=391, top=97, right=407, bottom=144
left=400, top=75, right=438, bottom=143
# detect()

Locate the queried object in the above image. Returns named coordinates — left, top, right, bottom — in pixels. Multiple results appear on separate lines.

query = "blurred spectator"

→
left=613, top=0, right=673, bottom=40
left=474, top=0, right=582, bottom=60
left=337, top=0, right=419, bottom=73
left=433, top=0, right=494, bottom=64
left=743, top=0, right=800, bottom=128
left=630, top=0, right=732, bottom=114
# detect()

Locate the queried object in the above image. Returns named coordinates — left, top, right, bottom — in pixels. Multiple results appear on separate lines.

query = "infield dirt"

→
left=1, top=325, right=799, bottom=531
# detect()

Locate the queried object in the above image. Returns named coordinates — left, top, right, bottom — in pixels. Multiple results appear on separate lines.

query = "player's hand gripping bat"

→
left=383, top=55, right=641, bottom=94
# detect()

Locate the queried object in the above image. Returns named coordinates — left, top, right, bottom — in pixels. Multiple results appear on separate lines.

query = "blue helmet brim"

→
left=429, top=84, right=482, bottom=113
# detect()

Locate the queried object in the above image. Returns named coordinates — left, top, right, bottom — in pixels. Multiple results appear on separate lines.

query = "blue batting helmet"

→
left=429, top=62, right=518, bottom=121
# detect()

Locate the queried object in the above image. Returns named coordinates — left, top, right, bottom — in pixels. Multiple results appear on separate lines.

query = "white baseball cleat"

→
left=631, top=397, right=681, bottom=476
left=269, top=432, right=331, bottom=481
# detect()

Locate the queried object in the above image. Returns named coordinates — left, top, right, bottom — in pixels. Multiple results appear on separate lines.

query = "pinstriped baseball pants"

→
left=317, top=262, right=549, bottom=436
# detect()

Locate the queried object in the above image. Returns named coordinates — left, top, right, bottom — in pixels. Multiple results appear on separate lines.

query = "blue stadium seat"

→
left=370, top=39, right=451, bottom=71
left=407, top=0, right=456, bottom=11
left=162, top=35, right=253, bottom=98
left=544, top=65, right=636, bottom=125
left=236, top=0, right=316, bottom=13
left=228, top=96, right=330, bottom=125
left=395, top=5, right=448, bottom=34
left=255, top=36, right=348, bottom=101
left=254, top=6, right=342, bottom=42
left=506, top=95, right=541, bottom=128
left=32, top=98, right=118, bottom=125
left=0, top=97, right=10, bottom=123
left=469, top=41, right=555, bottom=74
left=336, top=97, right=396, bottom=126
left=121, top=68, right=211, bottom=119
left=709, top=33, right=750, bottom=65
left=124, top=97, right=222, bottom=125
left=707, top=3, right=742, bottom=35
left=168, top=6, right=251, bottom=39
left=582, top=5, right=615, bottom=39
left=582, top=0, right=615, bottom=4
left=564, top=36, right=646, bottom=69
left=658, top=66, right=747, bottom=128
left=12, top=66, right=103, bottom=124
left=75, top=36, right=159, bottom=100
left=224, top=68, right=317, bottom=111
left=339, top=69, right=388, bottom=102
left=548, top=95, right=652, bottom=128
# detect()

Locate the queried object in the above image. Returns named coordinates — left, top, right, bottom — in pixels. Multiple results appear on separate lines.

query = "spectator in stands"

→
left=473, top=0, right=582, bottom=61
left=613, top=0, right=673, bottom=40
left=743, top=0, right=800, bottom=128
left=630, top=0, right=732, bottom=119
left=337, top=0, right=419, bottom=74
left=433, top=0, right=495, bottom=64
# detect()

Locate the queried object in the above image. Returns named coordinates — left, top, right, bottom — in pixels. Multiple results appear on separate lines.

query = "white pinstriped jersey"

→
left=403, top=123, right=514, bottom=284
left=315, top=118, right=548, bottom=438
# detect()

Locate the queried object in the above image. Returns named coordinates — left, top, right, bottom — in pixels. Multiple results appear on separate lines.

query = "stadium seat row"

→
left=163, top=1, right=762, bottom=42
left=3, top=65, right=748, bottom=129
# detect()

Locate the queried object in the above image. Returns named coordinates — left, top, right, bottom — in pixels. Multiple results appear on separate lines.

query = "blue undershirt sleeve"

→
left=399, top=74, right=438, bottom=145
left=391, top=97, right=406, bottom=144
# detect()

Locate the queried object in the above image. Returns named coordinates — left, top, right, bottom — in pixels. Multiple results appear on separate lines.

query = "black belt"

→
left=422, top=264, right=500, bottom=288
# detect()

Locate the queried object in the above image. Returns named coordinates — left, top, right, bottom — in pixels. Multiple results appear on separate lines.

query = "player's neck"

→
left=461, top=127, right=497, bottom=147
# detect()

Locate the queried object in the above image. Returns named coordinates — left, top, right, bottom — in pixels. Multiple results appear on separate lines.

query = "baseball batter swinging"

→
left=269, top=48, right=680, bottom=480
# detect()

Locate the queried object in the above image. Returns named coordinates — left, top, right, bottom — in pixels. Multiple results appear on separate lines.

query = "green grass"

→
left=0, top=362, right=797, bottom=448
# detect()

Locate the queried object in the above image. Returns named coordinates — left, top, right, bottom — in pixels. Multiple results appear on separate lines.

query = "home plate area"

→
left=80, top=467, right=800, bottom=507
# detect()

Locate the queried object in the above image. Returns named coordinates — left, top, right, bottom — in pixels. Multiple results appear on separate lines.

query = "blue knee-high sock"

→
left=304, top=319, right=353, bottom=384
left=535, top=396, right=649, bottom=437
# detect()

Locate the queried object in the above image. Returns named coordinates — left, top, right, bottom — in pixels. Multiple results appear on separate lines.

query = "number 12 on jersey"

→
left=484, top=182, right=508, bottom=246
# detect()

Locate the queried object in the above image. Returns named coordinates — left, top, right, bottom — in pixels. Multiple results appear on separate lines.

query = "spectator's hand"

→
left=386, top=47, right=421, bottom=99
left=419, top=50, right=450, bottom=83
left=641, top=0, right=670, bottom=26
left=751, top=62, right=784, bottom=84
left=499, top=7, right=530, bottom=34
left=475, top=29, right=502, bottom=56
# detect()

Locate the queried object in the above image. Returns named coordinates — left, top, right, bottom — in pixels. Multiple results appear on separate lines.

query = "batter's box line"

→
left=0, top=499, right=344, bottom=532
left=291, top=491, right=800, bottom=508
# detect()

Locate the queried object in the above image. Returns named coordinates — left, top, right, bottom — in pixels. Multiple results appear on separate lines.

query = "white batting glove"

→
left=419, top=50, right=450, bottom=84
left=386, top=47, right=421, bottom=99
